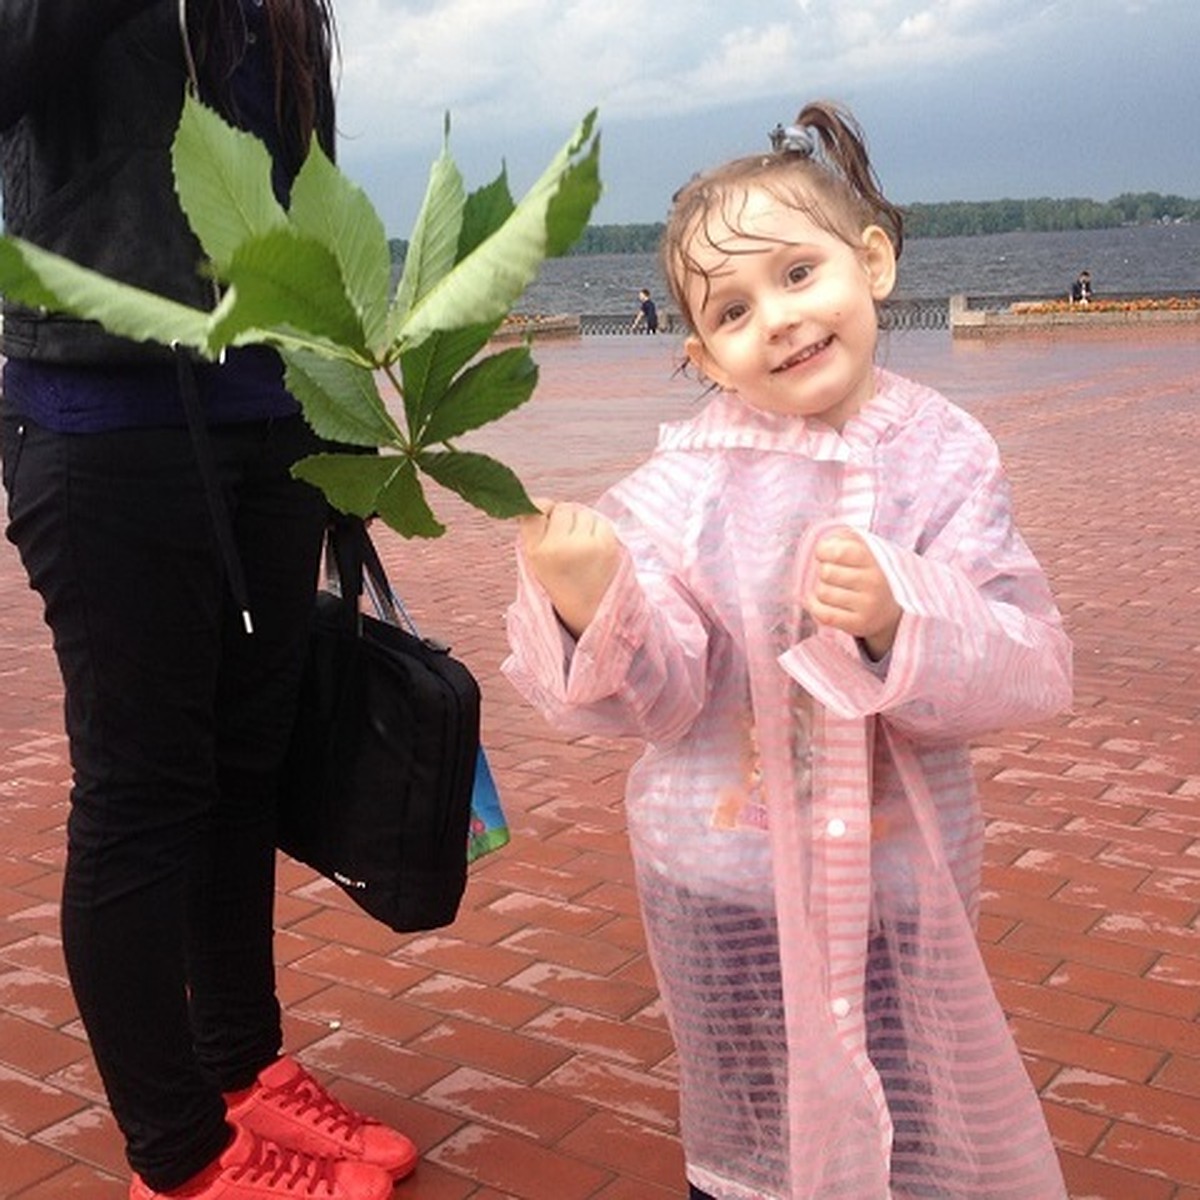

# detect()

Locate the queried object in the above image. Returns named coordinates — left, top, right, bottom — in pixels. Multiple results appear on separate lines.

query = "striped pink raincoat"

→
left=504, top=369, right=1072, bottom=1199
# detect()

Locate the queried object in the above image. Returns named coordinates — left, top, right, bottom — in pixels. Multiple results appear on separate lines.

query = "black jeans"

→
left=1, top=410, right=327, bottom=1190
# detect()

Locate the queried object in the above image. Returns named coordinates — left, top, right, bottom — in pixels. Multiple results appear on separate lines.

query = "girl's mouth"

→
left=773, top=335, right=833, bottom=373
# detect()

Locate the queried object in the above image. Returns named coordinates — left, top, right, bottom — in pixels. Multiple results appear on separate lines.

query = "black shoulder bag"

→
left=176, top=353, right=483, bottom=933
left=278, top=518, right=482, bottom=931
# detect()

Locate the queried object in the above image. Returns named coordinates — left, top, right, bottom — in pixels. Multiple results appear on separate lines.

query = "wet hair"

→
left=661, top=100, right=904, bottom=333
left=191, top=0, right=337, bottom=168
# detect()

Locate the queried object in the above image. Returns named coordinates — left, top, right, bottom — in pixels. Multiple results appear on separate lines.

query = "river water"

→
left=515, top=222, right=1200, bottom=315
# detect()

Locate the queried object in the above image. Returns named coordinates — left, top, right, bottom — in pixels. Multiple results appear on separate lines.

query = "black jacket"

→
left=0, top=0, right=335, bottom=365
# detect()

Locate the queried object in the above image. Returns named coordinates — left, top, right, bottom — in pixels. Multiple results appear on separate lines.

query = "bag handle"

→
left=323, top=517, right=425, bottom=638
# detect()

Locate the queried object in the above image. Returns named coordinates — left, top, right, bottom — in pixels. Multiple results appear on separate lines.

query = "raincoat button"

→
left=831, top=997, right=851, bottom=1019
left=826, top=817, right=847, bottom=838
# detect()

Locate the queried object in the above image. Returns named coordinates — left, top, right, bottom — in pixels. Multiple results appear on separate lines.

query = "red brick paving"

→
left=1, top=325, right=1198, bottom=1198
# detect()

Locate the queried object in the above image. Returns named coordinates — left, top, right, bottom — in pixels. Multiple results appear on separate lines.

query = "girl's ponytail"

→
left=795, top=101, right=904, bottom=259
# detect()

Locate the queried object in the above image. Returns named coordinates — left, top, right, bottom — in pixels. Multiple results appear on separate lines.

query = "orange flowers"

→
left=1012, top=297, right=1200, bottom=315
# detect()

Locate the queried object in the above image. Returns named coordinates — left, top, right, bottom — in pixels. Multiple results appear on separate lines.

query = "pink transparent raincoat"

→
left=504, top=369, right=1072, bottom=1199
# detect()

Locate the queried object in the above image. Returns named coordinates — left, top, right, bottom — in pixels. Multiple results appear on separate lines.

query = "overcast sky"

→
left=329, top=0, right=1200, bottom=237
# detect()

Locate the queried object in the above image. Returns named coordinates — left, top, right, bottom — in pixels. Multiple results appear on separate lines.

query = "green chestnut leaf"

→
left=390, top=122, right=466, bottom=336
left=420, top=346, right=538, bottom=445
left=395, top=109, right=601, bottom=349
left=0, top=96, right=602, bottom=539
left=213, top=227, right=368, bottom=353
left=399, top=321, right=502, bottom=439
left=288, top=139, right=393, bottom=355
left=281, top=350, right=401, bottom=448
left=458, top=168, right=517, bottom=260
left=416, top=448, right=536, bottom=519
left=172, top=96, right=288, bottom=274
left=374, top=458, right=446, bottom=539
left=291, top=452, right=398, bottom=518
left=0, top=237, right=211, bottom=351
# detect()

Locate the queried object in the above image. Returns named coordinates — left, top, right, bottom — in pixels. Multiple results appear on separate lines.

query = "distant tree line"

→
left=570, top=223, right=666, bottom=254
left=904, top=192, right=1199, bottom=237
left=388, top=192, right=1196, bottom=263
left=388, top=221, right=665, bottom=264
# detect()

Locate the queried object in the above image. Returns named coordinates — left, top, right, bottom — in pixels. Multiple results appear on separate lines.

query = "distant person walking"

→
left=1070, top=269, right=1093, bottom=304
left=631, top=287, right=659, bottom=333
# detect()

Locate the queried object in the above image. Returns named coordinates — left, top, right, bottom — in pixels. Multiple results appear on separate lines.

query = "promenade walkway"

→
left=1, top=326, right=1198, bottom=1198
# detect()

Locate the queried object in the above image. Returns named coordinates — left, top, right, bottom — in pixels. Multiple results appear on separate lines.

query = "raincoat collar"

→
left=657, top=367, right=922, bottom=464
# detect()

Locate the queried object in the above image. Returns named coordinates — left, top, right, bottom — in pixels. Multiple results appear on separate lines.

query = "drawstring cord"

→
left=176, top=350, right=255, bottom=634
left=175, top=0, right=250, bottom=630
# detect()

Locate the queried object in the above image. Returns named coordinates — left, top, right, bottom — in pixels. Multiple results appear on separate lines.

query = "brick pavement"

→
left=0, top=326, right=1198, bottom=1198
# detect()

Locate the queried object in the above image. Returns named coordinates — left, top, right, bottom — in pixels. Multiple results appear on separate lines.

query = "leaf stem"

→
left=381, top=361, right=414, bottom=452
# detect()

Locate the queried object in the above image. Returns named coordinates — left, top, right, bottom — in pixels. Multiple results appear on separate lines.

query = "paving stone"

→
left=3, top=329, right=1200, bottom=1197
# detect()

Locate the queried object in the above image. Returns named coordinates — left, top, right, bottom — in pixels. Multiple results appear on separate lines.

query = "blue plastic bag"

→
left=468, top=747, right=509, bottom=862
left=363, top=559, right=509, bottom=866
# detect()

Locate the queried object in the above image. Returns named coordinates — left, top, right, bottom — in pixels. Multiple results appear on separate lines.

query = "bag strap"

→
left=358, top=528, right=416, bottom=631
left=176, top=350, right=255, bottom=634
left=176, top=350, right=395, bottom=642
left=324, top=518, right=427, bottom=639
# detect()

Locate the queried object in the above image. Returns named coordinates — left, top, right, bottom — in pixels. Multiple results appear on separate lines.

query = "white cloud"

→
left=333, top=0, right=1075, bottom=152
left=329, top=0, right=1199, bottom=228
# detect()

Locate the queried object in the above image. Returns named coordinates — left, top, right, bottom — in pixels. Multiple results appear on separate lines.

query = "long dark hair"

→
left=191, top=0, right=337, bottom=165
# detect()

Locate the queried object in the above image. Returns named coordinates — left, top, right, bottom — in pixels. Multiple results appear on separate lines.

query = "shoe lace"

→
left=228, top=1132, right=339, bottom=1196
left=264, top=1065, right=366, bottom=1142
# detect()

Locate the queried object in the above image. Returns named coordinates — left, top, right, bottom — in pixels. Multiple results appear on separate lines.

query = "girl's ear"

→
left=686, top=334, right=732, bottom=391
left=861, top=225, right=897, bottom=301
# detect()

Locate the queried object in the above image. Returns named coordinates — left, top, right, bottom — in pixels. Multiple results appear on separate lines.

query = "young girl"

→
left=504, top=101, right=1072, bottom=1199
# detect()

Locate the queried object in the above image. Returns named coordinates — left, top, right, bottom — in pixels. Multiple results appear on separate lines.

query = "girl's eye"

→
left=787, top=263, right=812, bottom=285
left=718, top=301, right=748, bottom=326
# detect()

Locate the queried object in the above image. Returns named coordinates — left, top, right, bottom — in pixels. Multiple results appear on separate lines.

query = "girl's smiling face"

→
left=683, top=186, right=897, bottom=430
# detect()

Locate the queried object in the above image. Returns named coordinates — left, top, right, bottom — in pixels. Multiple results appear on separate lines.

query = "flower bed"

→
left=490, top=312, right=581, bottom=342
left=1011, top=297, right=1200, bottom=315
left=949, top=292, right=1200, bottom=337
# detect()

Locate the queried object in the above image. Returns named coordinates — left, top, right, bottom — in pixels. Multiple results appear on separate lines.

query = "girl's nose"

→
left=761, top=290, right=799, bottom=338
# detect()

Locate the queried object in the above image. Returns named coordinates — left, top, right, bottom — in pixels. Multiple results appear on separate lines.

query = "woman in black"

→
left=0, top=4, right=415, bottom=1197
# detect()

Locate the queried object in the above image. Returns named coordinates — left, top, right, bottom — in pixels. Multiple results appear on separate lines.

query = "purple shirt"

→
left=2, top=346, right=299, bottom=433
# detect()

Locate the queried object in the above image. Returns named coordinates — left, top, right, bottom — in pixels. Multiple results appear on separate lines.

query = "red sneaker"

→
left=226, top=1057, right=417, bottom=1181
left=128, top=1124, right=392, bottom=1199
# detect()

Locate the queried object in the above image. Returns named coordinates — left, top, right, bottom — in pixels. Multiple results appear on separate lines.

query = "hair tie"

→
left=768, top=123, right=819, bottom=157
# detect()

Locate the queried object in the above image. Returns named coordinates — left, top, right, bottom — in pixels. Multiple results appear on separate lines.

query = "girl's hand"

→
left=806, top=529, right=901, bottom=660
left=518, top=500, right=622, bottom=639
